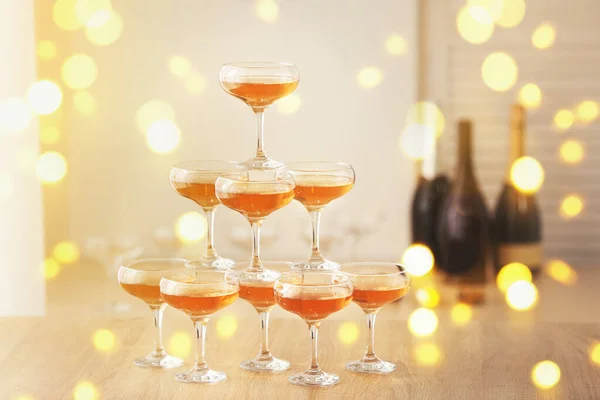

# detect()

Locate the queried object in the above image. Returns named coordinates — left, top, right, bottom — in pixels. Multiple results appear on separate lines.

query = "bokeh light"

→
left=406, top=101, right=445, bottom=137
left=27, top=80, right=63, bottom=115
left=73, top=381, right=99, bottom=400
left=76, top=0, right=112, bottom=28
left=93, top=329, right=116, bottom=352
left=546, top=259, right=577, bottom=286
left=532, top=23, right=556, bottom=50
left=41, top=126, right=61, bottom=145
left=399, top=125, right=435, bottom=160
left=576, top=100, right=599, bottom=123
left=53, top=241, right=80, bottom=264
left=496, top=0, right=526, bottom=28
left=184, top=73, right=206, bottom=95
left=451, top=303, right=473, bottom=326
left=61, top=54, right=98, bottom=90
left=276, top=93, right=301, bottom=115
left=506, top=280, right=538, bottom=311
left=256, top=0, right=279, bottom=23
left=482, top=52, right=518, bottom=92
left=401, top=244, right=434, bottom=277
left=36, top=151, right=68, bottom=184
left=559, top=140, right=584, bottom=165
left=42, top=258, right=61, bottom=280
left=0, top=98, right=33, bottom=134
left=73, top=91, right=97, bottom=116
left=518, top=83, right=542, bottom=109
left=37, top=40, right=57, bottom=61
left=531, top=360, right=561, bottom=389
left=13, top=395, right=35, bottom=400
left=168, top=331, right=192, bottom=358
left=510, top=156, right=544, bottom=194
left=85, top=11, right=123, bottom=46
left=338, top=321, right=359, bottom=345
left=385, top=35, right=408, bottom=55
left=168, top=56, right=192, bottom=77
left=357, top=67, right=383, bottom=88
left=216, top=315, right=237, bottom=339
left=408, top=308, right=438, bottom=337
left=468, top=0, right=503, bottom=22
left=415, top=287, right=440, bottom=308
left=413, top=342, right=442, bottom=366
left=560, top=195, right=583, bottom=219
left=589, top=343, right=600, bottom=365
left=175, top=211, right=207, bottom=243
left=554, top=109, right=574, bottom=131
left=136, top=100, right=175, bottom=134
left=496, top=262, right=533, bottom=293
left=457, top=5, right=494, bottom=44
left=53, top=0, right=83, bottom=31
left=146, top=119, right=181, bottom=154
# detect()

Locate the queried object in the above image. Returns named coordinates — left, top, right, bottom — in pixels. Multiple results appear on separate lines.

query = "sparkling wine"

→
left=218, top=186, right=294, bottom=219
left=352, top=286, right=409, bottom=311
left=275, top=292, right=352, bottom=322
left=293, top=175, right=354, bottom=207
left=162, top=286, right=239, bottom=317
left=221, top=76, right=299, bottom=108
left=239, top=282, right=276, bottom=310
left=172, top=181, right=219, bottom=208
left=121, top=283, right=163, bottom=306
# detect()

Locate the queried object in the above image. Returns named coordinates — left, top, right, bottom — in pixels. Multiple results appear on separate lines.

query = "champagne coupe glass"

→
left=117, top=258, right=186, bottom=369
left=219, top=62, right=299, bottom=170
left=215, top=169, right=295, bottom=272
left=274, top=271, right=354, bottom=386
left=287, top=162, right=355, bottom=270
left=232, top=261, right=292, bottom=372
left=160, top=269, right=239, bottom=384
left=170, top=160, right=240, bottom=269
left=342, top=262, right=411, bottom=374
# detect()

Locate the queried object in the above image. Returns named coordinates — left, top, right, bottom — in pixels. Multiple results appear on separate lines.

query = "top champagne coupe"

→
left=219, top=62, right=299, bottom=170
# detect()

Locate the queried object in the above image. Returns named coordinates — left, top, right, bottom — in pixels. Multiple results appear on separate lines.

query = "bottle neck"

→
left=422, top=127, right=437, bottom=180
left=456, top=120, right=475, bottom=185
left=506, top=105, right=525, bottom=182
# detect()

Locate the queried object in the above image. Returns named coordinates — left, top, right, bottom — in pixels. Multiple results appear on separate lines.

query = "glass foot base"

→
left=288, top=371, right=340, bottom=386
left=240, top=356, right=290, bottom=372
left=292, top=259, right=340, bottom=271
left=133, top=353, right=183, bottom=369
left=186, top=257, right=235, bottom=270
left=345, top=359, right=396, bottom=374
left=240, top=157, right=285, bottom=170
left=175, top=368, right=226, bottom=384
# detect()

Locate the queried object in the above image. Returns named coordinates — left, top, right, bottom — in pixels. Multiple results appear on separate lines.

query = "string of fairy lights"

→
left=4, top=1, right=600, bottom=399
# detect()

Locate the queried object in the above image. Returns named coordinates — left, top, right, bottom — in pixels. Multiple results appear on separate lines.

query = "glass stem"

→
left=308, top=209, right=324, bottom=263
left=308, top=323, right=322, bottom=374
left=254, top=110, right=266, bottom=159
left=193, top=318, right=209, bottom=371
left=203, top=208, right=217, bottom=260
left=363, top=312, right=378, bottom=361
left=258, top=311, right=272, bottom=360
left=249, top=219, right=263, bottom=271
left=151, top=305, right=167, bottom=356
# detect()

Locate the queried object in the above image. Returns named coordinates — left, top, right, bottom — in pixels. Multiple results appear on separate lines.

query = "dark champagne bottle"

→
left=493, top=105, right=543, bottom=276
left=438, top=120, right=489, bottom=303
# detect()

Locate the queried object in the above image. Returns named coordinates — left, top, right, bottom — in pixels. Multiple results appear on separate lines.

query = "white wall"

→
left=67, top=0, right=416, bottom=262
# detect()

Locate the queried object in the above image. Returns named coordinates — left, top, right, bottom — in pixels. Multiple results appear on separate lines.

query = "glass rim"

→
left=341, top=262, right=409, bottom=278
left=275, top=271, right=352, bottom=288
left=221, top=61, right=297, bottom=69
left=285, top=161, right=354, bottom=173
left=171, top=160, right=240, bottom=173
left=120, top=257, right=188, bottom=271
left=216, top=170, right=295, bottom=185
left=160, top=268, right=239, bottom=287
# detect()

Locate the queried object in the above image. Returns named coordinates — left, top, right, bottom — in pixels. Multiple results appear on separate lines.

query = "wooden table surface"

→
left=1, top=263, right=599, bottom=400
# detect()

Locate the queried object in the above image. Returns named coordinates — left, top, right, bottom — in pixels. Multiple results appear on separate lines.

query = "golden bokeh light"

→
left=518, top=83, right=542, bottom=109
left=482, top=52, right=518, bottom=92
left=468, top=0, right=503, bottom=22
left=93, top=329, right=116, bottom=352
left=42, top=258, right=61, bottom=280
left=589, top=343, right=600, bottom=365
left=168, top=331, right=192, bottom=358
left=136, top=99, right=176, bottom=134
left=510, top=156, right=544, bottom=194
left=408, top=308, right=438, bottom=337
left=184, top=73, right=206, bottom=95
left=531, top=360, right=561, bottom=389
left=27, top=80, right=63, bottom=115
left=457, top=5, right=494, bottom=44
left=13, top=395, right=35, bottom=400
left=399, top=124, right=435, bottom=161
left=37, top=40, right=57, bottom=61
left=415, top=287, right=440, bottom=308
left=496, top=0, right=526, bottom=28
left=546, top=259, right=577, bottom=286
left=451, top=303, right=473, bottom=326
left=73, top=91, right=97, bottom=116
left=496, top=262, right=533, bottom=293
left=401, top=244, right=435, bottom=277
left=385, top=35, right=408, bottom=55
left=506, top=280, right=538, bottom=311
left=168, top=56, right=192, bottom=77
left=406, top=101, right=445, bottom=137
left=559, top=140, right=584, bottom=165
left=554, top=109, right=574, bottom=131
left=338, top=321, right=359, bottom=345
left=53, top=0, right=83, bottom=31
left=357, top=67, right=383, bottom=89
left=146, top=119, right=181, bottom=154
left=576, top=100, right=599, bottom=123
left=175, top=211, right=207, bottom=243
left=36, top=151, right=68, bottom=184
left=0, top=98, right=33, bottom=134
left=216, top=315, right=238, bottom=339
left=560, top=194, right=583, bottom=219
left=413, top=342, right=442, bottom=367
left=85, top=11, right=123, bottom=46
left=41, top=126, right=61, bottom=145
left=76, top=0, right=112, bottom=28
left=53, top=241, right=80, bottom=264
left=276, top=93, right=301, bottom=115
left=256, top=0, right=279, bottom=23
left=61, top=54, right=98, bottom=90
left=532, top=23, right=556, bottom=50
left=73, top=381, right=99, bottom=400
